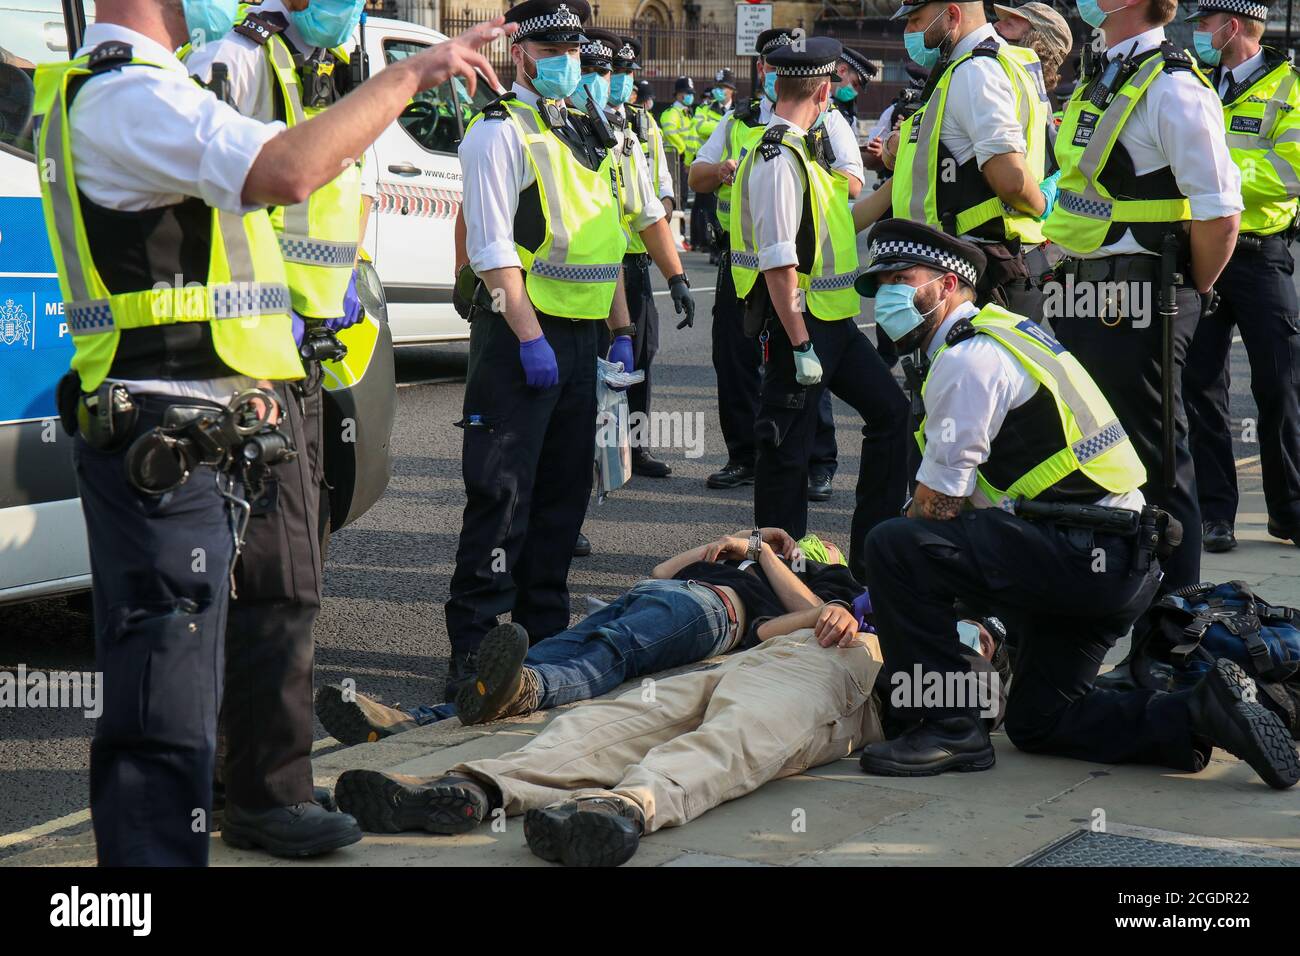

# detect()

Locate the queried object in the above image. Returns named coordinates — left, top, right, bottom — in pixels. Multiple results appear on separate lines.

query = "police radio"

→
left=584, top=96, right=618, bottom=149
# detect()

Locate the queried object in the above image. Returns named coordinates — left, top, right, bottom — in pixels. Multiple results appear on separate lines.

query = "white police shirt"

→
left=1216, top=48, right=1265, bottom=99
left=917, top=304, right=1145, bottom=510
left=1062, top=27, right=1242, bottom=259
left=938, top=24, right=1027, bottom=170
left=185, top=0, right=377, bottom=200
left=746, top=115, right=814, bottom=272
left=759, top=97, right=864, bottom=186
left=70, top=23, right=284, bottom=401
left=611, top=103, right=674, bottom=202
left=608, top=111, right=667, bottom=235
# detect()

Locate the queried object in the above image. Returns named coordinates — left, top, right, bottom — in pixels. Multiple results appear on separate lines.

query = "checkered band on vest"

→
left=775, top=60, right=838, bottom=77
left=867, top=239, right=979, bottom=287
left=278, top=236, right=358, bottom=266
left=67, top=300, right=114, bottom=335
left=809, top=270, right=861, bottom=291
left=730, top=251, right=760, bottom=270
left=1072, top=421, right=1128, bottom=464
left=211, top=282, right=292, bottom=319
left=530, top=260, right=623, bottom=282
left=1059, top=190, right=1112, bottom=219
left=761, top=34, right=793, bottom=55
left=516, top=3, right=583, bottom=37
left=1196, top=0, right=1269, bottom=19
left=582, top=39, right=613, bottom=59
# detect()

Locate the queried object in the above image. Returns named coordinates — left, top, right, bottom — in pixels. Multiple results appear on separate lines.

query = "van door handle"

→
left=388, top=163, right=421, bottom=176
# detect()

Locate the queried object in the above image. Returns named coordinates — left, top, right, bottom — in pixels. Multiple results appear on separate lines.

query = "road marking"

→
left=654, top=287, right=715, bottom=296
left=0, top=807, right=92, bottom=850
left=1235, top=454, right=1261, bottom=467
left=397, top=376, right=464, bottom=388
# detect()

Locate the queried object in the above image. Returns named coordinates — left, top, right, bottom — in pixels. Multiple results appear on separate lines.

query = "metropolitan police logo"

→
left=0, top=298, right=32, bottom=347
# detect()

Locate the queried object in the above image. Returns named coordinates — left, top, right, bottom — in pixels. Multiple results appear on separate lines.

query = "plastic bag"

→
left=594, top=357, right=645, bottom=503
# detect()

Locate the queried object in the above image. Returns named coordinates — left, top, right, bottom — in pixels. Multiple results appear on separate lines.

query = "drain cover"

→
left=1020, top=830, right=1300, bottom=867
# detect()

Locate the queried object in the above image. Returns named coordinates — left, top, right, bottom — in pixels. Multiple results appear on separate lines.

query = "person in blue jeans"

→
left=314, top=528, right=868, bottom=743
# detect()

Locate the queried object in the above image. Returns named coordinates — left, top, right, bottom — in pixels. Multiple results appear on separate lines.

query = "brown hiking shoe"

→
left=455, top=623, right=541, bottom=725
left=314, top=684, right=418, bottom=746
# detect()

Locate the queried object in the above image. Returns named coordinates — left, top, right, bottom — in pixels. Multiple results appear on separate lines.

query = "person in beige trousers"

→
left=335, top=602, right=883, bottom=867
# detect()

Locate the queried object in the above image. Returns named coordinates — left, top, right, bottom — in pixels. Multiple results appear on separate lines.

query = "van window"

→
left=383, top=38, right=493, bottom=154
left=0, top=0, right=90, bottom=157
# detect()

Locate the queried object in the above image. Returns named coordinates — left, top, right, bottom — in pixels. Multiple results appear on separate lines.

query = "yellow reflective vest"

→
left=1220, top=49, right=1300, bottom=236
left=715, top=98, right=765, bottom=225
left=33, top=50, right=302, bottom=391
left=659, top=101, right=699, bottom=162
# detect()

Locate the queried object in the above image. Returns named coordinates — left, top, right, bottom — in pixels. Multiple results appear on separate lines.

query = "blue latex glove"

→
left=792, top=343, right=822, bottom=385
left=608, top=334, right=635, bottom=373
left=851, top=589, right=874, bottom=631
left=322, top=269, right=364, bottom=332
left=1037, top=170, right=1061, bottom=221
left=291, top=310, right=307, bottom=347
left=519, top=334, right=559, bottom=388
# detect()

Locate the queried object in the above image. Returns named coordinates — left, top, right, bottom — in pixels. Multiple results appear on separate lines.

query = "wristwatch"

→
left=746, top=528, right=763, bottom=563
left=792, top=340, right=813, bottom=353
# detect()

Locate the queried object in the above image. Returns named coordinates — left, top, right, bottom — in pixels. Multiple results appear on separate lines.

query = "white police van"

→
left=0, top=2, right=484, bottom=604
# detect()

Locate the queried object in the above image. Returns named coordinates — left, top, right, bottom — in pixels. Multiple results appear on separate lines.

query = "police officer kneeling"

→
left=855, top=222, right=1300, bottom=790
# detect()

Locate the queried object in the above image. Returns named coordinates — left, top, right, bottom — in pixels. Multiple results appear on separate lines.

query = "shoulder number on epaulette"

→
left=970, top=38, right=1000, bottom=58
left=1160, top=41, right=1195, bottom=74
left=88, top=41, right=133, bottom=73
left=233, top=11, right=288, bottom=45
left=759, top=142, right=781, bottom=161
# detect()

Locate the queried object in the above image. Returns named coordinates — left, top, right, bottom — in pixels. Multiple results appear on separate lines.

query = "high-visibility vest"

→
left=1221, top=49, right=1300, bottom=236
left=692, top=101, right=725, bottom=154
left=610, top=113, right=656, bottom=256
left=627, top=104, right=666, bottom=195
left=659, top=101, right=698, bottom=160
left=893, top=39, right=1048, bottom=243
left=466, top=95, right=627, bottom=319
left=715, top=98, right=764, bottom=225
left=186, top=7, right=363, bottom=319
left=920, top=305, right=1146, bottom=507
left=729, top=124, right=860, bottom=321
left=33, top=50, right=302, bottom=392
left=1045, top=44, right=1210, bottom=255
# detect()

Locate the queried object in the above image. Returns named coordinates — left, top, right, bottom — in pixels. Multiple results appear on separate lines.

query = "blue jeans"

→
left=526, top=579, right=735, bottom=709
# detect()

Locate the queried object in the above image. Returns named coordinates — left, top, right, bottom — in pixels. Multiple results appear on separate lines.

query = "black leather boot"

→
left=220, top=801, right=362, bottom=857
left=334, top=770, right=495, bottom=834
left=632, top=449, right=672, bottom=478
left=858, top=716, right=995, bottom=777
left=525, top=795, right=644, bottom=867
left=1187, top=659, right=1300, bottom=789
left=706, top=461, right=755, bottom=489
left=1202, top=520, right=1237, bottom=553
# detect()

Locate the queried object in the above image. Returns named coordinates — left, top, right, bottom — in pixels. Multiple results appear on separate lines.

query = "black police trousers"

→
left=711, top=251, right=838, bottom=473
left=75, top=395, right=237, bottom=866
left=221, top=384, right=324, bottom=810
left=864, top=510, right=1204, bottom=770
left=1054, top=279, right=1203, bottom=591
left=754, top=311, right=909, bottom=580
left=597, top=253, right=658, bottom=449
left=1184, top=235, right=1300, bottom=530
left=445, top=311, right=597, bottom=657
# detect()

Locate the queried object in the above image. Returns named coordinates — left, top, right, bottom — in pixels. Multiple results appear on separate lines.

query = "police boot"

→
left=455, top=623, right=541, bottom=725
left=632, top=448, right=672, bottom=478
left=314, top=684, right=418, bottom=746
left=573, top=532, right=592, bottom=557
left=334, top=770, right=496, bottom=834
left=1266, top=519, right=1300, bottom=549
left=706, top=461, right=755, bottom=489
left=858, top=716, right=995, bottom=777
left=1187, top=659, right=1300, bottom=789
left=524, top=795, right=644, bottom=867
left=1202, top=520, right=1237, bottom=553
left=221, top=801, right=362, bottom=858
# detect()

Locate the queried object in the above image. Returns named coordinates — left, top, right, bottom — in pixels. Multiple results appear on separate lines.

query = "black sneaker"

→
left=334, top=770, right=493, bottom=834
left=632, top=449, right=672, bottom=478
left=315, top=684, right=418, bottom=746
left=706, top=461, right=755, bottom=489
left=1188, top=658, right=1300, bottom=789
left=220, top=801, right=362, bottom=857
left=1202, top=520, right=1237, bottom=553
left=807, top=471, right=833, bottom=501
left=524, top=796, right=644, bottom=867
left=455, top=622, right=541, bottom=725
left=858, top=716, right=995, bottom=777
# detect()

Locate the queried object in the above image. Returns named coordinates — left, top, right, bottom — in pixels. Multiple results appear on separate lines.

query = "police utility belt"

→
left=1012, top=496, right=1183, bottom=575
left=58, top=376, right=296, bottom=496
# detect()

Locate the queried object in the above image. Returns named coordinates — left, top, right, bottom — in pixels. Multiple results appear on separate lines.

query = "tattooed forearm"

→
left=907, top=484, right=965, bottom=521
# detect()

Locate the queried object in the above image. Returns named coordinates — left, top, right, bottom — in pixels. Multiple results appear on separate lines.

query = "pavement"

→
left=3, top=249, right=1299, bottom=867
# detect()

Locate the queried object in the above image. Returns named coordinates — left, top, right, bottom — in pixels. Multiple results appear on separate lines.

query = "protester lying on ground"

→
left=334, top=619, right=882, bottom=867
left=314, top=529, right=869, bottom=744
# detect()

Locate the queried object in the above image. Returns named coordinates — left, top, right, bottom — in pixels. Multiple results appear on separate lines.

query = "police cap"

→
left=505, top=0, right=590, bottom=44
left=855, top=220, right=986, bottom=296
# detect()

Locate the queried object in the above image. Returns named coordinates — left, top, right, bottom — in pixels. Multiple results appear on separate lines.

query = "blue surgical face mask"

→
left=572, top=71, right=610, bottom=113
left=1075, top=0, right=1121, bottom=29
left=525, top=48, right=582, bottom=100
left=609, top=72, right=634, bottom=105
left=182, top=0, right=239, bottom=47
left=763, top=71, right=777, bottom=101
left=904, top=10, right=949, bottom=70
left=834, top=84, right=858, bottom=102
left=290, top=0, right=364, bottom=50
left=874, top=274, right=945, bottom=342
left=711, top=87, right=726, bottom=103
left=682, top=93, right=695, bottom=106
left=1193, top=21, right=1232, bottom=66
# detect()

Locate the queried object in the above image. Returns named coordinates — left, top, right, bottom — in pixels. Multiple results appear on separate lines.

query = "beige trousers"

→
left=452, top=629, right=884, bottom=834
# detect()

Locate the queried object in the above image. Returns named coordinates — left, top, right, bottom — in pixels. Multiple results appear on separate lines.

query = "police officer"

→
left=576, top=29, right=694, bottom=479
left=1042, top=0, right=1243, bottom=591
left=855, top=221, right=1299, bottom=790
left=832, top=46, right=877, bottom=126
left=446, top=0, right=635, bottom=697
left=632, top=77, right=654, bottom=112
left=1182, top=0, right=1300, bottom=554
left=33, top=0, right=500, bottom=865
left=853, top=1, right=1052, bottom=318
left=729, top=37, right=909, bottom=580
left=184, top=0, right=372, bottom=857
left=658, top=75, right=698, bottom=202
left=690, top=68, right=733, bottom=259
left=612, top=38, right=674, bottom=225
left=690, top=29, right=851, bottom=496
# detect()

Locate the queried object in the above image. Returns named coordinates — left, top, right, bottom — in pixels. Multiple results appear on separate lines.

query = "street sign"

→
left=735, top=2, right=772, bottom=57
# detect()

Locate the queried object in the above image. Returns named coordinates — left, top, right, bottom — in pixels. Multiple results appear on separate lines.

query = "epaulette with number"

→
left=734, top=96, right=763, bottom=126
left=969, top=38, right=1000, bottom=59
left=87, top=41, right=133, bottom=73
left=1159, top=41, right=1194, bottom=74
left=480, top=91, right=515, bottom=121
left=946, top=318, right=978, bottom=346
left=759, top=123, right=787, bottom=161
left=233, top=10, right=288, bottom=45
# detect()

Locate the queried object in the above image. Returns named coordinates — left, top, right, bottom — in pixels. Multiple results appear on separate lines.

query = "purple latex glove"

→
left=851, top=589, right=874, bottom=632
left=519, top=333, right=559, bottom=388
left=291, top=310, right=307, bottom=347
left=322, top=270, right=364, bottom=332
left=608, top=334, right=635, bottom=373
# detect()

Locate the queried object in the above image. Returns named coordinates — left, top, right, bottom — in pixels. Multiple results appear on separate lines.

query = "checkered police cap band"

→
left=761, top=34, right=793, bottom=55
left=775, top=60, right=839, bottom=77
left=1199, top=0, right=1269, bottom=17
left=869, top=239, right=979, bottom=287
left=517, top=3, right=584, bottom=36
left=582, top=39, right=613, bottom=58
